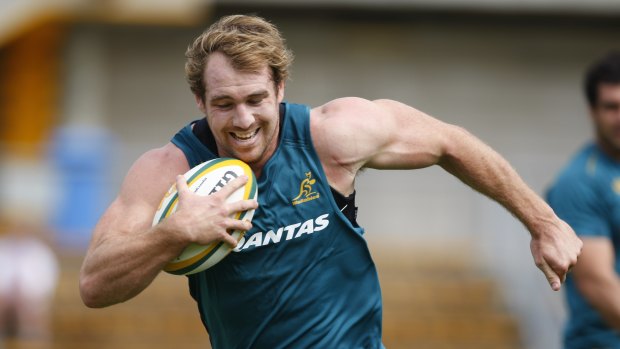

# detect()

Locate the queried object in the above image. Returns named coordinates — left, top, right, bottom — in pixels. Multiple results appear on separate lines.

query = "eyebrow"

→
left=210, top=90, right=270, bottom=103
left=248, top=91, right=269, bottom=99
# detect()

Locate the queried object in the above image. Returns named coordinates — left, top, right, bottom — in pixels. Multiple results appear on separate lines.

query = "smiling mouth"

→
left=230, top=128, right=260, bottom=141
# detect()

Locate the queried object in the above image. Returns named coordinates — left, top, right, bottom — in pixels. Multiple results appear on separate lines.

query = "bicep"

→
left=90, top=194, right=153, bottom=247
left=366, top=99, right=454, bottom=169
left=313, top=98, right=453, bottom=172
left=573, top=237, right=617, bottom=293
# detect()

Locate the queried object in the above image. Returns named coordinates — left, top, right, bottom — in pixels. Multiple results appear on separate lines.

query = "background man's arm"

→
left=573, top=237, right=620, bottom=330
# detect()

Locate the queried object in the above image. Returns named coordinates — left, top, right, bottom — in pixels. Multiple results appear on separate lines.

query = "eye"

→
left=214, top=103, right=232, bottom=110
left=247, top=98, right=263, bottom=106
left=602, top=102, right=620, bottom=112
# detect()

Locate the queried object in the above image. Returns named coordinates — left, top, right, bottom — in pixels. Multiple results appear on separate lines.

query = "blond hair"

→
left=185, top=15, right=294, bottom=100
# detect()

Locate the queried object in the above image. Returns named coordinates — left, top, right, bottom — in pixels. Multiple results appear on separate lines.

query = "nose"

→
left=232, top=104, right=255, bottom=129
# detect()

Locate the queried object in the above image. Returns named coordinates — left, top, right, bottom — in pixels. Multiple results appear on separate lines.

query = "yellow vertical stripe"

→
left=0, top=21, right=65, bottom=157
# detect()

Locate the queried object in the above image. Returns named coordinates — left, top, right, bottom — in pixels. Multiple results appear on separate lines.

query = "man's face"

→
left=591, top=83, right=620, bottom=153
left=197, top=52, right=284, bottom=171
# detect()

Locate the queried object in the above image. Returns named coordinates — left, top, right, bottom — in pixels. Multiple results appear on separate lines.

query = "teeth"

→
left=232, top=129, right=258, bottom=141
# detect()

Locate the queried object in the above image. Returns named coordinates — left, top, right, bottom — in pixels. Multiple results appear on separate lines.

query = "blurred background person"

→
left=0, top=214, right=60, bottom=343
left=547, top=51, right=620, bottom=349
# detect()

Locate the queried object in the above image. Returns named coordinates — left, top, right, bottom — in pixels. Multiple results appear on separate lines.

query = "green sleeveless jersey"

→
left=171, top=102, right=384, bottom=349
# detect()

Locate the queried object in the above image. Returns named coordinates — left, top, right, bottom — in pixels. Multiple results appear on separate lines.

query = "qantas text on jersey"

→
left=233, top=213, right=330, bottom=252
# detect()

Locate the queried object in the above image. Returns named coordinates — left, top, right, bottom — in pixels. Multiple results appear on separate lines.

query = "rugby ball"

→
left=152, top=158, right=257, bottom=275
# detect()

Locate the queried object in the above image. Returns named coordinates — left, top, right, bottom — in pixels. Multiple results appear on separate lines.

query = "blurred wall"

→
left=58, top=7, right=619, bottom=349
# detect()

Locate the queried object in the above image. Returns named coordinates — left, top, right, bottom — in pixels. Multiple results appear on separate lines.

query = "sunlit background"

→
left=1, top=0, right=619, bottom=348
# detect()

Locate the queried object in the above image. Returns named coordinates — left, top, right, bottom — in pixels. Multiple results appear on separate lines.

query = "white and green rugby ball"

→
left=152, top=158, right=258, bottom=275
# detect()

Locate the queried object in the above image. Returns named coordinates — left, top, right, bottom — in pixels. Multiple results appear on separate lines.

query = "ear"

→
left=195, top=94, right=207, bottom=115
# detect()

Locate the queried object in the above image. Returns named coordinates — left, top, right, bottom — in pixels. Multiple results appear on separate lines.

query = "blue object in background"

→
left=49, top=125, right=116, bottom=250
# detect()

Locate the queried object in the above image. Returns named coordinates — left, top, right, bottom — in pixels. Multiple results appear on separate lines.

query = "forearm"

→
left=438, top=126, right=557, bottom=234
left=80, top=224, right=185, bottom=308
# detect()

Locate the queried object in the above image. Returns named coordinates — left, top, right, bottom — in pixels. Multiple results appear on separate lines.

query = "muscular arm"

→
left=573, top=237, right=620, bottom=331
left=79, top=143, right=254, bottom=307
left=312, top=97, right=581, bottom=290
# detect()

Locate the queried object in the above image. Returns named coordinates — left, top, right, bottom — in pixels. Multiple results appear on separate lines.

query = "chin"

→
left=231, top=151, right=260, bottom=165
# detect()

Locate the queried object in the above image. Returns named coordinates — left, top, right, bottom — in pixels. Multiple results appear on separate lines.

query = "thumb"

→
left=538, top=258, right=562, bottom=291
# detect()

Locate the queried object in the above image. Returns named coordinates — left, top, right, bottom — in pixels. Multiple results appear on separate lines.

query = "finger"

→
left=553, top=262, right=569, bottom=285
left=548, top=254, right=573, bottom=285
left=216, top=175, right=249, bottom=198
left=226, top=199, right=259, bottom=215
left=222, top=233, right=239, bottom=248
left=224, top=218, right=253, bottom=233
left=538, top=259, right=562, bottom=291
left=221, top=228, right=245, bottom=247
left=175, top=175, right=190, bottom=195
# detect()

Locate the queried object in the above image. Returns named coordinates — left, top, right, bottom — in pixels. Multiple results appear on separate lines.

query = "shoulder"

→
left=309, top=97, right=445, bottom=136
left=130, top=143, right=188, bottom=180
left=547, top=145, right=608, bottom=209
left=309, top=97, right=385, bottom=150
left=309, top=98, right=370, bottom=137
left=554, top=144, right=605, bottom=186
left=119, top=143, right=190, bottom=206
left=309, top=97, right=398, bottom=145
left=307, top=98, right=381, bottom=193
left=547, top=145, right=617, bottom=237
left=311, top=97, right=376, bottom=114
left=309, top=97, right=390, bottom=123
left=91, top=142, right=190, bottom=240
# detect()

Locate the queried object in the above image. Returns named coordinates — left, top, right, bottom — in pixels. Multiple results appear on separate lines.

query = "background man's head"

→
left=584, top=51, right=620, bottom=152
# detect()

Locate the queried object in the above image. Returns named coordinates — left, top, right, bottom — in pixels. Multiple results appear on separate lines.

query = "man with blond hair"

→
left=80, top=15, right=582, bottom=348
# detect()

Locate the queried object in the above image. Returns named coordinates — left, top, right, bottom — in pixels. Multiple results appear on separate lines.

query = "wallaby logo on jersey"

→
left=292, top=171, right=320, bottom=205
left=613, top=178, right=620, bottom=195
